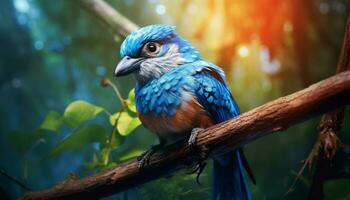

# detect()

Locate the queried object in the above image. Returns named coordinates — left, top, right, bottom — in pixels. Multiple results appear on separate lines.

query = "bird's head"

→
left=114, top=24, right=201, bottom=84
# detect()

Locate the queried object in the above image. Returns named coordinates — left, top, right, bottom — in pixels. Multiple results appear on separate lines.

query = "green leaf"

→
left=117, top=111, right=141, bottom=136
left=63, top=100, right=104, bottom=128
left=109, top=112, right=121, bottom=126
left=126, top=89, right=137, bottom=113
left=40, top=110, right=62, bottom=132
left=44, top=124, right=108, bottom=159
left=7, top=129, right=47, bottom=155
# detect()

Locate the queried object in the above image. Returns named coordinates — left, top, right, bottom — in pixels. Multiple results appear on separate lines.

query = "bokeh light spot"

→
left=283, top=21, right=293, bottom=33
left=34, top=40, right=44, bottom=50
left=14, top=0, right=30, bottom=13
left=319, top=3, right=330, bottom=14
left=96, top=65, right=106, bottom=76
left=12, top=78, right=22, bottom=88
left=333, top=2, right=345, bottom=13
left=17, top=14, right=28, bottom=25
left=187, top=4, right=198, bottom=13
left=155, top=4, right=166, bottom=15
left=260, top=47, right=281, bottom=75
left=237, top=46, right=250, bottom=58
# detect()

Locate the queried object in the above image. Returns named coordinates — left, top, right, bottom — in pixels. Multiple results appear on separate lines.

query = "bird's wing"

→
left=193, top=66, right=256, bottom=184
left=193, top=67, right=240, bottom=123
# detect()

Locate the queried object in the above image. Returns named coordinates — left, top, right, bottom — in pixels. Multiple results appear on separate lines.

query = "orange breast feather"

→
left=138, top=99, right=214, bottom=144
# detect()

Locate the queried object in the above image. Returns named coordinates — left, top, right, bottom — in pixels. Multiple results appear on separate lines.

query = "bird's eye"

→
left=147, top=43, right=157, bottom=52
left=142, top=42, right=160, bottom=57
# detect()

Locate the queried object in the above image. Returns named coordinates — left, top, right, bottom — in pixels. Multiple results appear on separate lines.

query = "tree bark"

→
left=21, top=71, right=350, bottom=200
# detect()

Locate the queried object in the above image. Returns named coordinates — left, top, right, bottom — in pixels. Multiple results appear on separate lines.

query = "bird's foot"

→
left=188, top=128, right=204, bottom=150
left=137, top=144, right=162, bottom=170
left=188, top=160, right=207, bottom=185
left=188, top=128, right=208, bottom=159
left=187, top=128, right=208, bottom=184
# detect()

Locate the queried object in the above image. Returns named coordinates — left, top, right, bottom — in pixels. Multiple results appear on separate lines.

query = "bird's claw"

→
left=137, top=144, right=161, bottom=170
left=188, top=128, right=204, bottom=151
left=188, top=161, right=207, bottom=185
left=188, top=128, right=208, bottom=159
left=187, top=128, right=208, bottom=184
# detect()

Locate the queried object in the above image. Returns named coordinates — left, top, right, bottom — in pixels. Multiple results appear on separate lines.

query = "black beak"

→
left=114, top=56, right=143, bottom=77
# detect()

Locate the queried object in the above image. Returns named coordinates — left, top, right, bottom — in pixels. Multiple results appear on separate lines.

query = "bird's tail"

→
left=213, top=150, right=251, bottom=200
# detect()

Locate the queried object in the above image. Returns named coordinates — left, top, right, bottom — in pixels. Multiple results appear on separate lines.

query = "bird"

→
left=114, top=24, right=253, bottom=200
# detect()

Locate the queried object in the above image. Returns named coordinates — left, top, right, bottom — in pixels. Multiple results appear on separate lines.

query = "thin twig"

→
left=100, top=77, right=129, bottom=165
left=286, top=139, right=321, bottom=194
left=0, top=169, right=31, bottom=191
left=103, top=110, right=124, bottom=165
left=101, top=78, right=127, bottom=108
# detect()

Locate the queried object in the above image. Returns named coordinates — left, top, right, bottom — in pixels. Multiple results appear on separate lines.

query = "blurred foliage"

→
left=9, top=87, right=142, bottom=168
left=325, top=179, right=350, bottom=200
left=1, top=0, right=350, bottom=199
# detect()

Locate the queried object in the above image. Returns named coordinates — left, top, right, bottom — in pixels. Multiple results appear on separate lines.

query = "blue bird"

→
left=115, top=25, right=254, bottom=200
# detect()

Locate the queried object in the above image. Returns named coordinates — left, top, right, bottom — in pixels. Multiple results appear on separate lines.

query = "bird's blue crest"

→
left=120, top=25, right=176, bottom=58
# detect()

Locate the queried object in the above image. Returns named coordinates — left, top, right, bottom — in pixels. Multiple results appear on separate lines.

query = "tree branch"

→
left=76, top=0, right=138, bottom=37
left=308, top=14, right=350, bottom=200
left=21, top=71, right=350, bottom=200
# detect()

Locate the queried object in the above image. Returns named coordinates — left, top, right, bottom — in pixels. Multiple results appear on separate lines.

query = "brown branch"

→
left=21, top=71, right=350, bottom=200
left=308, top=14, right=350, bottom=200
left=76, top=0, right=138, bottom=37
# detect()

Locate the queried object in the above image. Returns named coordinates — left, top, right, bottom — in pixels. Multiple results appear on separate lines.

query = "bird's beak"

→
left=114, top=56, right=143, bottom=77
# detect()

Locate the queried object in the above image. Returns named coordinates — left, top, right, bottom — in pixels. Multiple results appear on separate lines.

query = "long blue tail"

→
left=213, top=150, right=251, bottom=200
